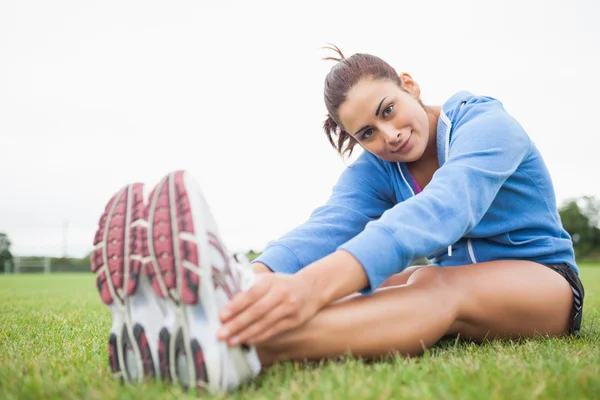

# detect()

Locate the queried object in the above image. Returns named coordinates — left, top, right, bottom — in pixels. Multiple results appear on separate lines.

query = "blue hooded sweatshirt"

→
left=253, top=91, right=577, bottom=294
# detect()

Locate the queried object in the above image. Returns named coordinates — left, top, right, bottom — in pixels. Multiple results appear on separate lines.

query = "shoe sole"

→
left=145, top=170, right=253, bottom=393
left=91, top=183, right=156, bottom=383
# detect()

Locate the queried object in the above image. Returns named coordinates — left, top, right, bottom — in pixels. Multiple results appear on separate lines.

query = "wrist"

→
left=252, top=262, right=272, bottom=274
left=292, top=272, right=324, bottom=311
left=296, top=250, right=368, bottom=308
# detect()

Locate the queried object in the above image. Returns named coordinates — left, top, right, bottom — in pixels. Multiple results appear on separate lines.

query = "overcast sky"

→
left=1, top=0, right=599, bottom=258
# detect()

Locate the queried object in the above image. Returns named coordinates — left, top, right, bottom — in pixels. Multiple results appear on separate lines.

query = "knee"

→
left=406, top=265, right=446, bottom=288
left=406, top=266, right=462, bottom=309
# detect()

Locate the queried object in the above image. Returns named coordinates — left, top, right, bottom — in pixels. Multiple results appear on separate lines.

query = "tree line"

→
left=1, top=195, right=600, bottom=272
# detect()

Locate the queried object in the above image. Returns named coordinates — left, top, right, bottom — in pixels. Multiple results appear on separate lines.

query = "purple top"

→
left=410, top=172, right=422, bottom=194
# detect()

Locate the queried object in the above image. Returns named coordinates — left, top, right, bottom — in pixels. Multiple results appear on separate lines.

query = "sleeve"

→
left=339, top=97, right=533, bottom=294
left=252, top=152, right=396, bottom=274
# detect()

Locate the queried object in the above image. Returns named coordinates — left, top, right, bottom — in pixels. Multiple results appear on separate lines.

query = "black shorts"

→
left=543, top=263, right=585, bottom=336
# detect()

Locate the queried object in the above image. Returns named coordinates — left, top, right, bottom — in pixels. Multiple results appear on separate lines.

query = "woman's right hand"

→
left=219, top=271, right=318, bottom=345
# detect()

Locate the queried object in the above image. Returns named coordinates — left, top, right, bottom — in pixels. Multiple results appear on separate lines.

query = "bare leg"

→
left=379, top=265, right=427, bottom=288
left=257, top=261, right=573, bottom=366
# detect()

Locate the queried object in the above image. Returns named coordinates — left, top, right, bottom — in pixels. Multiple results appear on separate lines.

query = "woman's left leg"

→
left=256, top=260, right=574, bottom=366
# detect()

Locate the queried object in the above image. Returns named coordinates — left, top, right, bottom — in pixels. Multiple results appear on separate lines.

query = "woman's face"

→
left=337, top=75, right=431, bottom=163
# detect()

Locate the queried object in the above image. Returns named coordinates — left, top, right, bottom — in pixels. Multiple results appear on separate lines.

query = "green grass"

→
left=1, top=268, right=599, bottom=400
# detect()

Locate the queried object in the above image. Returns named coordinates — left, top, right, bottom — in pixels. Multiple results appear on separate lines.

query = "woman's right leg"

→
left=257, top=266, right=462, bottom=365
left=256, top=261, right=573, bottom=366
left=379, top=265, right=427, bottom=288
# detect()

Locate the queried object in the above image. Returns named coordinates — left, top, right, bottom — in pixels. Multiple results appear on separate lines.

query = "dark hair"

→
left=322, top=44, right=402, bottom=157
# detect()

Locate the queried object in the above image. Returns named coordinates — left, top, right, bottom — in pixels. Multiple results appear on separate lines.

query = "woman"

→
left=92, top=47, right=583, bottom=393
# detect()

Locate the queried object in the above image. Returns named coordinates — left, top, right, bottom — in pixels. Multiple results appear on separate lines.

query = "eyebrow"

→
left=375, top=96, right=387, bottom=116
left=353, top=96, right=388, bottom=137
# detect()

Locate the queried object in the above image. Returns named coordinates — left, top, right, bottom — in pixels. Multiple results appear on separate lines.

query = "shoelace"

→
left=231, top=253, right=256, bottom=291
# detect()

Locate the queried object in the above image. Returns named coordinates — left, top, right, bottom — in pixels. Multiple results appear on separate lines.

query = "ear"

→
left=399, top=72, right=421, bottom=99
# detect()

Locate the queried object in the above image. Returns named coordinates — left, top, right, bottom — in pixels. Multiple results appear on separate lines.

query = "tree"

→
left=578, top=196, right=600, bottom=229
left=559, top=197, right=600, bottom=258
left=0, top=232, right=14, bottom=273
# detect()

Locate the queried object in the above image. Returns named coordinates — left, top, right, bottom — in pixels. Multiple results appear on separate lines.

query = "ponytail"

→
left=323, top=114, right=357, bottom=157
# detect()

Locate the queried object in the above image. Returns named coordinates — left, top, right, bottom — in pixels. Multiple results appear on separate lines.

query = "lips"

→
left=391, top=131, right=412, bottom=153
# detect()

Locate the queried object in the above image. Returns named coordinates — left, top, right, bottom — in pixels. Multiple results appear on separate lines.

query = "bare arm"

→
left=253, top=251, right=368, bottom=309
left=253, top=262, right=272, bottom=274
left=255, top=253, right=422, bottom=298
left=295, top=250, right=369, bottom=309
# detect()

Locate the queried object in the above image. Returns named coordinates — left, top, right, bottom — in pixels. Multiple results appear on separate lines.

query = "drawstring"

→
left=448, top=245, right=452, bottom=257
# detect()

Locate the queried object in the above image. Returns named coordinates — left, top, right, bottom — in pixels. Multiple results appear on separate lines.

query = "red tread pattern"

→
left=108, top=334, right=119, bottom=374
left=91, top=183, right=146, bottom=305
left=158, top=328, right=171, bottom=381
left=147, top=171, right=243, bottom=308
left=192, top=341, right=208, bottom=391
left=148, top=171, right=200, bottom=304
left=149, top=179, right=177, bottom=296
left=127, top=188, right=147, bottom=296
left=208, top=233, right=240, bottom=299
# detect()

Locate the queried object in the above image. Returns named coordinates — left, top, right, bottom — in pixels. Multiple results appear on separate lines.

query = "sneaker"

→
left=145, top=170, right=261, bottom=393
left=91, top=183, right=165, bottom=383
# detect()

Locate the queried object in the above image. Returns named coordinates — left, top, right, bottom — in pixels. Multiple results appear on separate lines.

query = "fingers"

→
left=246, top=318, right=296, bottom=344
left=220, top=278, right=269, bottom=322
left=218, top=288, right=280, bottom=345
left=216, top=274, right=313, bottom=348
left=224, top=295, right=290, bottom=346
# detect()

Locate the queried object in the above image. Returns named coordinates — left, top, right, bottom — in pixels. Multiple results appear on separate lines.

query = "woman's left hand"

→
left=217, top=273, right=318, bottom=346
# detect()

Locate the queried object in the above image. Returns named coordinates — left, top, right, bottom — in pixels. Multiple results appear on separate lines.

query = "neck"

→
left=405, top=105, right=441, bottom=189
left=421, top=105, right=441, bottom=165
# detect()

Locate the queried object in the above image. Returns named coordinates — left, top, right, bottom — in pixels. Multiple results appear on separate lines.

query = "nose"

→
left=381, top=125, right=402, bottom=144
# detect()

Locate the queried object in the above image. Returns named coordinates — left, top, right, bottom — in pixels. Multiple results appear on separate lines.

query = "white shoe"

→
left=91, top=183, right=165, bottom=383
left=145, top=170, right=261, bottom=393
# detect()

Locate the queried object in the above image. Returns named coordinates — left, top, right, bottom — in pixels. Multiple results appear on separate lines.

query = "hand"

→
left=217, top=273, right=318, bottom=346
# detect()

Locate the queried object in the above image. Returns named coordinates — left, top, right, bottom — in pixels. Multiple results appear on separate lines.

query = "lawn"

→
left=1, top=267, right=599, bottom=400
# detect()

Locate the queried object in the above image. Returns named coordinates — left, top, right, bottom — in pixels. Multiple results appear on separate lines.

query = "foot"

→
left=144, top=170, right=261, bottom=393
left=91, top=183, right=165, bottom=383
